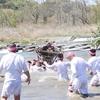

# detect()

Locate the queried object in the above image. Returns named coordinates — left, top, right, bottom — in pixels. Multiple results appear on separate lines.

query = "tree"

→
left=0, top=0, right=7, bottom=8
left=92, top=0, right=100, bottom=24
left=88, top=25, right=100, bottom=49
left=76, top=0, right=91, bottom=24
left=0, top=0, right=6, bottom=3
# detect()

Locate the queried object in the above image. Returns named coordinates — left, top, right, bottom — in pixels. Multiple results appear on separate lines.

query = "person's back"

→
left=54, top=61, right=70, bottom=80
left=88, top=56, right=100, bottom=74
left=44, top=53, right=70, bottom=80
left=71, top=56, right=87, bottom=78
left=65, top=52, right=92, bottom=98
left=0, top=43, right=30, bottom=100
left=1, top=53, right=27, bottom=80
left=88, top=49, right=100, bottom=86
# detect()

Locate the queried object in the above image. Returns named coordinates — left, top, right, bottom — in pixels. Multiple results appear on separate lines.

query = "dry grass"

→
left=0, top=23, right=98, bottom=44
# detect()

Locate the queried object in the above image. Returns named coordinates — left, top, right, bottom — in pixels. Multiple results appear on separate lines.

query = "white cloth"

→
left=0, top=53, right=28, bottom=97
left=88, top=56, right=100, bottom=85
left=45, top=60, right=70, bottom=80
left=30, top=65, right=45, bottom=72
left=69, top=57, right=91, bottom=94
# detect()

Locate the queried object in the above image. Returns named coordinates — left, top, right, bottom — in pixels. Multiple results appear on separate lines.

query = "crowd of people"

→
left=0, top=42, right=100, bottom=99
left=26, top=53, right=70, bottom=80
left=26, top=59, right=46, bottom=73
left=26, top=48, right=100, bottom=98
left=64, top=49, right=100, bottom=98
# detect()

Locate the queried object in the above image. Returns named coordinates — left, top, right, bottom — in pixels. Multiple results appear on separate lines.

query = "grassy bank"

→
left=0, top=24, right=98, bottom=45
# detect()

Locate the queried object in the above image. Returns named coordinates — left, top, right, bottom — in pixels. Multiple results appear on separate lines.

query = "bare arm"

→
left=24, top=71, right=30, bottom=85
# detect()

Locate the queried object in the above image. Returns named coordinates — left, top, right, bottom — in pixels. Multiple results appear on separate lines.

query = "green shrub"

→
left=9, top=15, right=17, bottom=27
left=21, top=40, right=29, bottom=44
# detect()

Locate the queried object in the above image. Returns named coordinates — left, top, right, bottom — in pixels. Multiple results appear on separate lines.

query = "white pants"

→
left=90, top=74, right=100, bottom=86
left=1, top=79, right=21, bottom=97
left=68, top=77, right=88, bottom=94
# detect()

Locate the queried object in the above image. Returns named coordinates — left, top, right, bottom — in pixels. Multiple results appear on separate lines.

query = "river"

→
left=0, top=50, right=100, bottom=100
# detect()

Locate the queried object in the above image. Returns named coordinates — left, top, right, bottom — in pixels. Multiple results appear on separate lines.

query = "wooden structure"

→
left=36, top=47, right=62, bottom=65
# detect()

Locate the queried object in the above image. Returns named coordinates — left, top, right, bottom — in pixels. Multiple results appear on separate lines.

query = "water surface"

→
left=0, top=50, right=100, bottom=100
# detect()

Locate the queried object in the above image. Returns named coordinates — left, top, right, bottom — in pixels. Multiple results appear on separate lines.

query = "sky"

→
left=87, top=0, right=96, bottom=5
left=35, top=0, right=46, bottom=4
left=35, top=0, right=96, bottom=5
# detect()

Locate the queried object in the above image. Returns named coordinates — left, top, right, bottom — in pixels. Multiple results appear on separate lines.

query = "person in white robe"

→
left=88, top=49, right=100, bottom=86
left=44, top=53, right=70, bottom=80
left=0, top=43, right=30, bottom=100
left=30, top=61, right=46, bottom=72
left=65, top=52, right=92, bottom=98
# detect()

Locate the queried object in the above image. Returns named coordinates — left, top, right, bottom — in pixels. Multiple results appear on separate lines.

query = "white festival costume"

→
left=45, top=61, right=70, bottom=80
left=0, top=53, right=28, bottom=97
left=30, top=65, right=46, bottom=72
left=88, top=56, right=100, bottom=85
left=69, top=57, right=91, bottom=94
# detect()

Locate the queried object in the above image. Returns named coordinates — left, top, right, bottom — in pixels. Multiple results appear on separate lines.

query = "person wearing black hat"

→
left=0, top=43, right=30, bottom=100
left=44, top=53, right=70, bottom=80
left=88, top=49, right=100, bottom=87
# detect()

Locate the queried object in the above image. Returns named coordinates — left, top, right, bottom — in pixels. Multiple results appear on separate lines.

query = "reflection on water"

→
left=0, top=50, right=100, bottom=100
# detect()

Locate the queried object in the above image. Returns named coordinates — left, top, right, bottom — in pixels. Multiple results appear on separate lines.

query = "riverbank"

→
left=0, top=24, right=97, bottom=45
left=0, top=36, right=93, bottom=53
left=0, top=24, right=99, bottom=52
